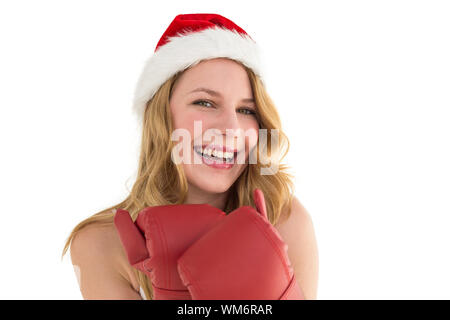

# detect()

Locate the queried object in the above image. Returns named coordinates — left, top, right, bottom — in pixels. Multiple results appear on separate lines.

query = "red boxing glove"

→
left=177, top=189, right=305, bottom=300
left=114, top=204, right=226, bottom=299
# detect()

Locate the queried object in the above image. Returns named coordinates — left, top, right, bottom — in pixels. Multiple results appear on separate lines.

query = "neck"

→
left=185, top=183, right=229, bottom=211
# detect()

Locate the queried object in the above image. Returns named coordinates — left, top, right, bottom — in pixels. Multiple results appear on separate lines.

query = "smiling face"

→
left=169, top=58, right=260, bottom=195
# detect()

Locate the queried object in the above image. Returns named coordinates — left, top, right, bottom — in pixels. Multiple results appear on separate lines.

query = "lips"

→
left=192, top=142, right=247, bottom=167
left=200, top=144, right=239, bottom=153
left=193, top=146, right=235, bottom=162
left=194, top=144, right=245, bottom=155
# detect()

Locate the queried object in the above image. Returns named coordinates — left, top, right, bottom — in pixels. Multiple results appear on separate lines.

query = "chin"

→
left=189, top=176, right=234, bottom=194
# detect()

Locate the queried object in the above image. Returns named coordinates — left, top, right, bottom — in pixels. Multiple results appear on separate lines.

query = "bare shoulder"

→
left=275, top=196, right=311, bottom=227
left=274, top=196, right=319, bottom=299
left=70, top=222, right=125, bottom=267
left=70, top=221, right=141, bottom=299
left=274, top=196, right=317, bottom=251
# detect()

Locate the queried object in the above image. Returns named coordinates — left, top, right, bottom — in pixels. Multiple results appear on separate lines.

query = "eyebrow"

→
left=188, top=87, right=255, bottom=104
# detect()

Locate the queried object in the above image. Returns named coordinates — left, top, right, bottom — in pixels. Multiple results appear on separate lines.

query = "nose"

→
left=217, top=107, right=241, bottom=132
left=209, top=107, right=244, bottom=149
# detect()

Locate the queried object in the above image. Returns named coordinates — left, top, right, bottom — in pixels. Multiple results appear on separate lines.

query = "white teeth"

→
left=196, top=146, right=234, bottom=161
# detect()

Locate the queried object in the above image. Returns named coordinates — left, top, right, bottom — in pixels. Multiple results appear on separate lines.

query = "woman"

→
left=62, top=13, right=319, bottom=300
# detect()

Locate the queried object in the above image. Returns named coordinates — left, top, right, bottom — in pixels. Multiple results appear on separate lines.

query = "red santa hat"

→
left=133, top=13, right=265, bottom=121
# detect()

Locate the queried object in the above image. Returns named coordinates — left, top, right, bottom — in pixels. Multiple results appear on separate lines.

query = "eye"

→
left=238, top=108, right=257, bottom=116
left=193, top=100, right=214, bottom=108
left=193, top=100, right=257, bottom=116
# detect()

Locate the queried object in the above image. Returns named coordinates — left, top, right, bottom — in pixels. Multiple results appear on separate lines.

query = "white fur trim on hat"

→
left=132, top=26, right=264, bottom=121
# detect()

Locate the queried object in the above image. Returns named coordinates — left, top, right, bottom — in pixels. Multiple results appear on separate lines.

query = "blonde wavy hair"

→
left=61, top=59, right=296, bottom=300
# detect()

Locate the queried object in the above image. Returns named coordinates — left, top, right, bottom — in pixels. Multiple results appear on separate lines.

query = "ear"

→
left=253, top=189, right=268, bottom=220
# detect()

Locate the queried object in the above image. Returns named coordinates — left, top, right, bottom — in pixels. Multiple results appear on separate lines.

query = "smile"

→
left=193, top=146, right=237, bottom=164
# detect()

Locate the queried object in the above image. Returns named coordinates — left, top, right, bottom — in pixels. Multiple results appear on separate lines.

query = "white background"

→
left=0, top=0, right=449, bottom=299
